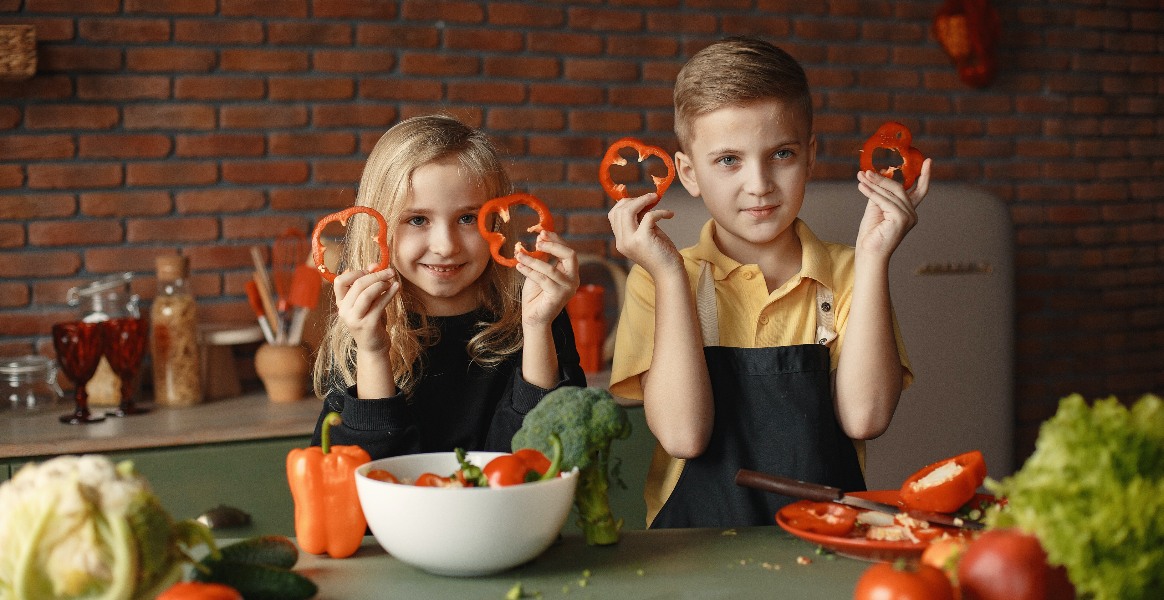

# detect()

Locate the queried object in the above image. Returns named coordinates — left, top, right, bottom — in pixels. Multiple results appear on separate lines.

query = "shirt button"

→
left=818, top=338, right=827, bottom=345
left=759, top=315, right=769, bottom=324
left=821, top=302, right=831, bottom=312
left=743, top=271, right=755, bottom=280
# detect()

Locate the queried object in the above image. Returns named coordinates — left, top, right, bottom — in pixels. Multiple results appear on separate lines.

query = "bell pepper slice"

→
left=599, top=137, right=676, bottom=206
left=899, top=450, right=987, bottom=513
left=859, top=122, right=927, bottom=191
left=286, top=412, right=371, bottom=558
left=482, top=435, right=562, bottom=487
left=476, top=193, right=555, bottom=268
left=778, top=501, right=860, bottom=536
left=310, top=206, right=391, bottom=283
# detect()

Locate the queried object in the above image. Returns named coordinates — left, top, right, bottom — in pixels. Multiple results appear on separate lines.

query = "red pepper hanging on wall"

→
left=933, top=0, right=1001, bottom=88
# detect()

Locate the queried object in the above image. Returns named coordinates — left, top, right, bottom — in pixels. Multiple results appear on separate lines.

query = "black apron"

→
left=651, top=262, right=866, bottom=529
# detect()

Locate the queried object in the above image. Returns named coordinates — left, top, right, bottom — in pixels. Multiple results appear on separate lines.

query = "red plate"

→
left=775, top=490, right=991, bottom=562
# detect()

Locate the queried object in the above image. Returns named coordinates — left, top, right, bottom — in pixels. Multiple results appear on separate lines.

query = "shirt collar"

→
left=685, top=218, right=836, bottom=292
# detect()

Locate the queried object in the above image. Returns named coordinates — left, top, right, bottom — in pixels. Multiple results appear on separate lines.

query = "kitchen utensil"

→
left=286, top=264, right=321, bottom=346
left=101, top=316, right=150, bottom=417
left=51, top=321, right=107, bottom=424
left=273, top=228, right=309, bottom=312
left=245, top=280, right=276, bottom=344
left=735, top=469, right=983, bottom=530
left=250, top=246, right=281, bottom=341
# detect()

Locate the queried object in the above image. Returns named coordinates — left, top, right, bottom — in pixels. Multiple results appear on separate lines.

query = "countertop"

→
left=266, top=528, right=867, bottom=599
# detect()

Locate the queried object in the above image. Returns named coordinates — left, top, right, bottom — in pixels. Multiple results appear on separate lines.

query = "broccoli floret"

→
left=511, top=386, right=632, bottom=545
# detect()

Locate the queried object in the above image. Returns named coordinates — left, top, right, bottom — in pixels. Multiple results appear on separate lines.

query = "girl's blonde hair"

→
left=673, top=36, right=813, bottom=151
left=312, top=114, right=522, bottom=398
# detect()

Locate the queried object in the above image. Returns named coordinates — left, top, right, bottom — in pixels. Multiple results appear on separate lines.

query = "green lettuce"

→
left=986, top=393, right=1164, bottom=600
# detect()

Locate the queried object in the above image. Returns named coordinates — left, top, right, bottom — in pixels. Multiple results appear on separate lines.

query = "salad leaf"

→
left=986, top=393, right=1164, bottom=600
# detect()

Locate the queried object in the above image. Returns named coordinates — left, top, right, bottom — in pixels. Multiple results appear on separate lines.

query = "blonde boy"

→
left=608, top=37, right=931, bottom=528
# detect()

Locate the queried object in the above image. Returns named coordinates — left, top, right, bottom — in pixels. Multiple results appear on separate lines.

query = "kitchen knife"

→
left=735, top=468, right=983, bottom=530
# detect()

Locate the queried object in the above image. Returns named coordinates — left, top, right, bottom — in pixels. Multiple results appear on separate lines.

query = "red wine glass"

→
left=102, top=316, right=150, bottom=417
left=51, top=321, right=107, bottom=424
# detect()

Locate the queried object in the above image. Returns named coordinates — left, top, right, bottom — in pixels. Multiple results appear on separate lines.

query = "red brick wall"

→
left=2, top=1, right=1161, bottom=464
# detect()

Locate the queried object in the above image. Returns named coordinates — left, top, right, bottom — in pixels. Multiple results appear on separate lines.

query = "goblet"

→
left=51, top=321, right=107, bottom=424
left=102, top=316, right=150, bottom=417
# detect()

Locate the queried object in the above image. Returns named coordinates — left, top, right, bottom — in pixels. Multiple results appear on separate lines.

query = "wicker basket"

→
left=0, top=25, right=36, bottom=81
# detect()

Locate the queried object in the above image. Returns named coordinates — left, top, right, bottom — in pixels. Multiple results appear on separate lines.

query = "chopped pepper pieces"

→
left=286, top=412, right=371, bottom=558
left=599, top=137, right=676, bottom=207
left=777, top=501, right=860, bottom=536
left=859, top=122, right=927, bottom=191
left=310, top=206, right=391, bottom=283
left=476, top=193, right=555, bottom=268
left=899, top=450, right=987, bottom=513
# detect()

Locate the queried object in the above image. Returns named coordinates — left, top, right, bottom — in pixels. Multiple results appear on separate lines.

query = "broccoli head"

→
left=511, top=386, right=632, bottom=545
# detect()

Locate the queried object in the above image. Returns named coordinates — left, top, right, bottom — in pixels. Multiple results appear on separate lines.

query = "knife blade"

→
left=734, top=468, right=983, bottom=530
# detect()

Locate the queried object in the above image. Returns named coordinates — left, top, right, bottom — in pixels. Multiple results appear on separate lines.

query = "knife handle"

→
left=734, top=469, right=843, bottom=503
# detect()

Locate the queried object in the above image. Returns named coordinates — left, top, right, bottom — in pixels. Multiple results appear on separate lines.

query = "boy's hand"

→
left=333, top=263, right=399, bottom=353
left=854, top=158, right=933, bottom=260
left=607, top=193, right=682, bottom=275
left=517, top=230, right=580, bottom=328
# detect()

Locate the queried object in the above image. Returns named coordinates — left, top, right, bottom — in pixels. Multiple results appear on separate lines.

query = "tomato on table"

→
left=854, top=562, right=956, bottom=600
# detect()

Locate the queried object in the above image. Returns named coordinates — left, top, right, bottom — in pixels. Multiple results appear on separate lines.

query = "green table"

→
left=280, top=527, right=869, bottom=599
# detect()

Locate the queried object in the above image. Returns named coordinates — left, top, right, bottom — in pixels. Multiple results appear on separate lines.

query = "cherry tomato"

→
left=157, top=582, right=243, bottom=600
left=957, top=529, right=1075, bottom=600
left=365, top=469, right=399, bottom=483
left=777, top=501, right=859, bottom=536
left=414, top=472, right=453, bottom=487
left=854, top=562, right=955, bottom=600
left=922, top=537, right=970, bottom=598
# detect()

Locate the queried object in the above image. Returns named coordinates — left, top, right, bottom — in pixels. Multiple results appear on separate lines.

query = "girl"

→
left=310, top=115, right=586, bottom=459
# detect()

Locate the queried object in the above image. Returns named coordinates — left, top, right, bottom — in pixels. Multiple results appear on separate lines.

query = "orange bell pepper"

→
left=286, top=411, right=370, bottom=558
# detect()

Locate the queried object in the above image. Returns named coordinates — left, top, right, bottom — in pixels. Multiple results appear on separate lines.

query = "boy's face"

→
left=675, top=100, right=815, bottom=262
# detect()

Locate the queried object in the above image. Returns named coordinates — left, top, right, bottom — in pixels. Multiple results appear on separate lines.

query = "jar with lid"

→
left=65, top=272, right=140, bottom=407
left=2, top=355, right=66, bottom=413
left=150, top=255, right=203, bottom=406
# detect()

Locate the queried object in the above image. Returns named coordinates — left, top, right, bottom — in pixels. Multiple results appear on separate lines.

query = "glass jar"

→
left=66, top=272, right=140, bottom=407
left=1, top=355, right=65, bottom=412
left=150, top=255, right=202, bottom=406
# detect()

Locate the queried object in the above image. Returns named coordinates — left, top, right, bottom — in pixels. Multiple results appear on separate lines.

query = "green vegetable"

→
left=0, top=455, right=216, bottom=600
left=511, top=386, right=631, bottom=545
left=193, top=560, right=316, bottom=600
left=985, top=393, right=1164, bottom=600
left=211, top=536, right=299, bottom=570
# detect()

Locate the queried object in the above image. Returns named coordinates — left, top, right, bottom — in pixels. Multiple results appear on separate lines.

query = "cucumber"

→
left=213, top=536, right=299, bottom=569
left=195, top=560, right=317, bottom=600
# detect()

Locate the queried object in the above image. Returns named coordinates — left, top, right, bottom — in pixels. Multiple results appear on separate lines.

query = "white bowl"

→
left=355, top=451, right=578, bottom=576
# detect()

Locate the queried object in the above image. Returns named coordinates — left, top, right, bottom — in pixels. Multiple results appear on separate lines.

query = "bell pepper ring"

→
left=859, top=122, right=927, bottom=191
left=476, top=193, right=555, bottom=268
left=777, top=501, right=860, bottom=537
left=310, top=206, right=391, bottom=283
left=599, top=137, right=676, bottom=206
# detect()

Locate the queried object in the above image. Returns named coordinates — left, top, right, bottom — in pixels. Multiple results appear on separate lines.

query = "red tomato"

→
left=957, top=529, right=1075, bottom=600
left=365, top=469, right=399, bottom=483
left=414, top=472, right=453, bottom=487
left=157, top=582, right=243, bottom=600
left=777, top=501, right=859, bottom=536
left=854, top=562, right=955, bottom=600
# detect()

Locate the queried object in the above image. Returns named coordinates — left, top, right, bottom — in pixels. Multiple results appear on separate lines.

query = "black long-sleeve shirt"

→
left=311, top=310, right=586, bottom=460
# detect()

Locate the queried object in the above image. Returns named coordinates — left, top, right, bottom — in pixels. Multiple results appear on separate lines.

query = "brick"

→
left=529, top=83, right=605, bottom=106
left=642, top=60, right=683, bottom=83
left=528, top=32, right=603, bottom=55
left=125, top=217, right=219, bottom=242
left=356, top=24, right=440, bottom=48
left=38, top=46, right=123, bottom=72
left=81, top=191, right=173, bottom=217
left=0, top=282, right=29, bottom=308
left=268, top=77, right=355, bottom=101
left=399, top=52, right=480, bottom=77
left=447, top=81, right=527, bottom=104
left=25, top=105, right=119, bottom=130
left=484, top=56, right=560, bottom=79
left=26, top=0, right=120, bottom=13
left=722, top=14, right=795, bottom=38
left=646, top=12, right=716, bottom=34
left=79, top=134, right=171, bottom=158
left=506, top=159, right=564, bottom=184
left=607, top=34, right=682, bottom=58
left=126, top=162, right=218, bottom=186
left=312, top=0, right=398, bottom=19
left=269, top=22, right=352, bottom=45
left=609, top=85, right=672, bottom=108
left=13, top=19, right=73, bottom=43
left=173, top=133, right=263, bottom=158
left=827, top=91, right=890, bottom=112
left=486, top=107, right=565, bottom=131
left=400, top=0, right=484, bottom=23
left=269, top=132, right=356, bottom=156
left=223, top=215, right=310, bottom=241
left=0, top=134, right=74, bottom=160
left=174, top=76, right=265, bottom=100
left=0, top=223, right=23, bottom=247
left=311, top=158, right=364, bottom=183
left=125, top=0, right=217, bottom=15
left=76, top=75, right=170, bottom=101
left=487, top=2, right=564, bottom=27
left=221, top=49, right=310, bottom=73
left=0, top=194, right=75, bottom=219
left=220, top=105, right=309, bottom=129
left=312, top=104, right=397, bottom=128
left=446, top=28, right=525, bottom=52
left=567, top=7, right=644, bottom=32
left=564, top=59, right=639, bottom=82
left=27, top=164, right=122, bottom=189
left=222, top=161, right=310, bottom=185
left=0, top=309, right=79, bottom=336
left=313, top=50, right=395, bottom=73
left=360, top=78, right=442, bottom=101
left=269, top=187, right=354, bottom=211
left=176, top=189, right=266, bottom=214
left=0, top=250, right=80, bottom=277
left=527, top=135, right=605, bottom=158
left=893, top=94, right=951, bottom=114
left=78, top=18, right=170, bottom=43
left=123, top=104, right=216, bottom=129
left=221, top=0, right=307, bottom=18
left=29, top=220, right=122, bottom=246
left=174, top=19, right=264, bottom=44
left=127, top=48, right=216, bottom=72
left=183, top=244, right=258, bottom=271
left=0, top=106, right=19, bottom=129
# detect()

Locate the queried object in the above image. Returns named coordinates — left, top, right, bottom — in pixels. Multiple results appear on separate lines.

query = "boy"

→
left=607, top=37, right=932, bottom=528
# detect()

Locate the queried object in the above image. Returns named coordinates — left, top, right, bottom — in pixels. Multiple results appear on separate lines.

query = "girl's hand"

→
left=517, top=230, right=579, bottom=328
left=607, top=193, right=682, bottom=276
left=854, top=158, right=933, bottom=260
left=333, top=263, right=400, bottom=353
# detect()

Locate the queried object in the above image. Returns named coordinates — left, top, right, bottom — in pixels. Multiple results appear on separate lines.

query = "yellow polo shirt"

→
left=610, top=218, right=913, bottom=526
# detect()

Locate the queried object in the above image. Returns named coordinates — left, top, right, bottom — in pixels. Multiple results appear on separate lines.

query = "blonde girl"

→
left=310, top=115, right=586, bottom=459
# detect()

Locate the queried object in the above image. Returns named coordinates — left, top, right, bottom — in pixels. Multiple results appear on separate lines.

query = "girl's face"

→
left=392, top=155, right=492, bottom=316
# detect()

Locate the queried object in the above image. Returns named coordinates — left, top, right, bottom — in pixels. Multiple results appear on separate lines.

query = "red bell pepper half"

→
left=859, top=122, right=927, bottom=191
left=599, top=137, right=676, bottom=207
left=899, top=450, right=987, bottom=513
left=311, top=206, right=391, bottom=283
left=476, top=193, right=555, bottom=268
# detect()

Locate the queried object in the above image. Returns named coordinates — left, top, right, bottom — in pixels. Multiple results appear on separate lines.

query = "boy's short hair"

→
left=673, top=37, right=813, bottom=151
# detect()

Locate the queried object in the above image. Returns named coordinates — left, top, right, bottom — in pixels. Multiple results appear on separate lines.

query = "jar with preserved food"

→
left=66, top=272, right=140, bottom=407
left=150, top=255, right=202, bottom=406
left=1, top=355, right=65, bottom=412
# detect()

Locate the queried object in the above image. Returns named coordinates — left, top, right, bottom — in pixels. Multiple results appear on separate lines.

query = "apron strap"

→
left=695, top=261, right=838, bottom=348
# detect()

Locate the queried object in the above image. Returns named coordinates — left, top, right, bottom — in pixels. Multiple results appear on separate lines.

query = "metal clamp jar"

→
left=1, top=355, right=65, bottom=412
